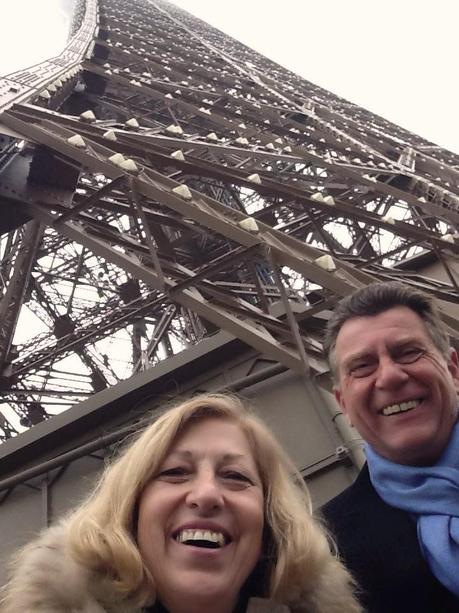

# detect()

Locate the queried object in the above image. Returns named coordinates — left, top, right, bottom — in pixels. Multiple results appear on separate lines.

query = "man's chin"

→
left=380, top=433, right=441, bottom=465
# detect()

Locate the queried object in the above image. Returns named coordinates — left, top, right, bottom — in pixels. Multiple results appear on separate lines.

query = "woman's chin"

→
left=158, top=582, right=238, bottom=613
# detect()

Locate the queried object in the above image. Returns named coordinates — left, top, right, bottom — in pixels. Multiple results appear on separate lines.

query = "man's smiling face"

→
left=333, top=306, right=459, bottom=465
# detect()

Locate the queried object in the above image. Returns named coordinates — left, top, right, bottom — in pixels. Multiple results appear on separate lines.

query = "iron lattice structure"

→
left=0, top=0, right=458, bottom=440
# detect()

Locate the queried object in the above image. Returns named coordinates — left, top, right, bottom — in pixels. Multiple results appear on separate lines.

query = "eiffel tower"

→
left=0, top=0, right=458, bottom=442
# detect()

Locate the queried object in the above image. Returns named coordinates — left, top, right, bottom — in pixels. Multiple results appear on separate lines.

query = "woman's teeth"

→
left=175, top=529, right=225, bottom=548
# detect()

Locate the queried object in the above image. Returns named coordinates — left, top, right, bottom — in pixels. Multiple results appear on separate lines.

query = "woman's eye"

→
left=222, top=471, right=252, bottom=484
left=158, top=467, right=188, bottom=480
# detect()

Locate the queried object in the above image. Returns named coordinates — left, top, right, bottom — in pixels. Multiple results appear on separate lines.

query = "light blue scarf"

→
left=366, top=420, right=459, bottom=598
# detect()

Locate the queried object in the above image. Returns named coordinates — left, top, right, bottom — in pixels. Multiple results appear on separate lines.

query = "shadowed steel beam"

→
left=0, top=112, right=378, bottom=294
left=0, top=220, right=43, bottom=369
left=133, top=304, right=176, bottom=373
left=18, top=199, right=307, bottom=374
left=54, top=175, right=126, bottom=225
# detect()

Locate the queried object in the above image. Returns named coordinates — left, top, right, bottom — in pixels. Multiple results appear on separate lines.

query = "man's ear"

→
left=333, top=387, right=354, bottom=427
left=334, top=387, right=352, bottom=425
left=447, top=349, right=459, bottom=393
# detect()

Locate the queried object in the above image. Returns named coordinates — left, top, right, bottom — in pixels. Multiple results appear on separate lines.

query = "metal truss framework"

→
left=0, top=0, right=457, bottom=440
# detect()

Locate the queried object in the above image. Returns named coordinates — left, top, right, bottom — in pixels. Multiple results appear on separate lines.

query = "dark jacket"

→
left=321, top=465, right=459, bottom=613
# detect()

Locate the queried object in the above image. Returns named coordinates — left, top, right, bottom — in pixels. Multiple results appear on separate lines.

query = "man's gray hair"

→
left=324, top=281, right=450, bottom=377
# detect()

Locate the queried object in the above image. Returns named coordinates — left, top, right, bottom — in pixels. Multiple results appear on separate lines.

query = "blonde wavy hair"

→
left=62, top=393, right=359, bottom=612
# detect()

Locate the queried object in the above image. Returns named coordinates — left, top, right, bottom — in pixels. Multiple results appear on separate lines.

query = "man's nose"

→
left=185, top=472, right=223, bottom=512
left=375, top=357, right=409, bottom=389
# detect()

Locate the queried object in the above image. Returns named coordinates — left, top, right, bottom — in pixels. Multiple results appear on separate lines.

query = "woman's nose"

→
left=185, top=472, right=223, bottom=513
left=375, top=357, right=409, bottom=389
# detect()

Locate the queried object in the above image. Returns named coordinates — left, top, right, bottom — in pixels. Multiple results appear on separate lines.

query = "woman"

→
left=1, top=394, right=361, bottom=612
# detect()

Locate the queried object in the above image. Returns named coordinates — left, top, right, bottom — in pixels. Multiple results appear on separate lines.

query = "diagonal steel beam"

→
left=18, top=198, right=308, bottom=374
left=0, top=220, right=43, bottom=370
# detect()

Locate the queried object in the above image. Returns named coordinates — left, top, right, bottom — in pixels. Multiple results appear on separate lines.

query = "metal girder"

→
left=0, top=114, right=381, bottom=294
left=6, top=109, right=456, bottom=265
left=0, top=221, right=43, bottom=369
left=16, top=197, right=309, bottom=374
left=0, top=0, right=457, bottom=441
left=0, top=0, right=98, bottom=115
left=6, top=103, right=458, bottom=235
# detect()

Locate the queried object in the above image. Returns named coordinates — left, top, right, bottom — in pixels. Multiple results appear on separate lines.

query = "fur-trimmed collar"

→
left=1, top=525, right=288, bottom=613
left=0, top=524, right=360, bottom=613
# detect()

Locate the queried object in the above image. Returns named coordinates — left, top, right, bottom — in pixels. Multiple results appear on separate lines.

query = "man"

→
left=321, top=281, right=459, bottom=612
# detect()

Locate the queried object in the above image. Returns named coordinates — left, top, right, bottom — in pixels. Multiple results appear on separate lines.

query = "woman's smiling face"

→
left=137, top=417, right=264, bottom=613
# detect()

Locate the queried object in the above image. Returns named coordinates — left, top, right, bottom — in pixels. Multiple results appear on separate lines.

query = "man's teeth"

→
left=382, top=399, right=420, bottom=416
left=175, top=529, right=225, bottom=547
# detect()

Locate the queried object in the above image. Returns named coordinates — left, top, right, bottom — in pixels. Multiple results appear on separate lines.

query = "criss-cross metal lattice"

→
left=0, top=0, right=457, bottom=440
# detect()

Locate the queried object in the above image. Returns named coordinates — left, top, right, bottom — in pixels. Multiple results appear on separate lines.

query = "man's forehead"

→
left=334, top=307, right=431, bottom=357
left=340, top=336, right=420, bottom=362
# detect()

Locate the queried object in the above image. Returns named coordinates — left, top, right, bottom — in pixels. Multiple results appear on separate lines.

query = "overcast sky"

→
left=1, top=0, right=457, bottom=154
left=0, top=0, right=71, bottom=75
left=170, top=0, right=458, bottom=154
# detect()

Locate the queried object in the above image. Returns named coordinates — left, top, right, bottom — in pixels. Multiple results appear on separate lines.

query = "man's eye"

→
left=349, top=363, right=376, bottom=377
left=397, top=348, right=423, bottom=364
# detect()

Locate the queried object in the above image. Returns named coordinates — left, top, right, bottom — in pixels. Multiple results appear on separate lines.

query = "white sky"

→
left=1, top=0, right=457, bottom=153
left=170, top=0, right=459, bottom=154
left=0, top=0, right=70, bottom=75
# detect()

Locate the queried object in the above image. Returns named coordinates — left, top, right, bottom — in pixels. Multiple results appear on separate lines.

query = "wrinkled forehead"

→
left=334, top=306, right=433, bottom=361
